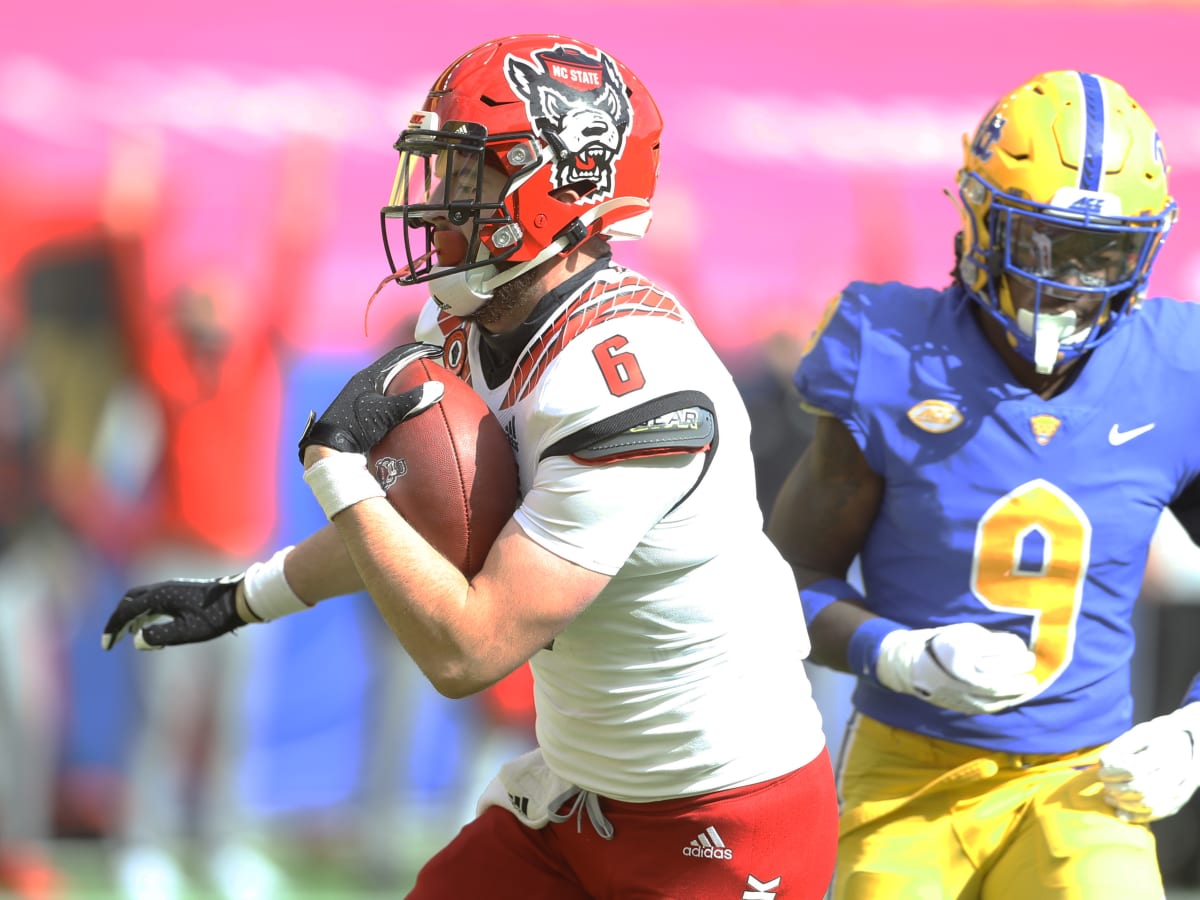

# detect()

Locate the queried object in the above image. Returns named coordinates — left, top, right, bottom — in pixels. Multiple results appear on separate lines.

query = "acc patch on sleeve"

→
left=540, top=389, right=717, bottom=464
left=573, top=405, right=715, bottom=461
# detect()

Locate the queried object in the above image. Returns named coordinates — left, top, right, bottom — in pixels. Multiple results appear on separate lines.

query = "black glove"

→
left=298, top=342, right=444, bottom=462
left=101, top=576, right=245, bottom=651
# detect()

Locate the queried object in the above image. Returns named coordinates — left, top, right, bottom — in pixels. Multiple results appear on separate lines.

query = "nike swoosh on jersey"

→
left=1108, top=423, right=1156, bottom=445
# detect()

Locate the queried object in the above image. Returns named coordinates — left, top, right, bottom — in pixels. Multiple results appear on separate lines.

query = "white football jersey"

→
left=416, top=257, right=825, bottom=801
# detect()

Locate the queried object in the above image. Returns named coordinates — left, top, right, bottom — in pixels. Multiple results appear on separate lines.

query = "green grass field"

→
left=11, top=833, right=449, bottom=899
left=18, top=838, right=1200, bottom=899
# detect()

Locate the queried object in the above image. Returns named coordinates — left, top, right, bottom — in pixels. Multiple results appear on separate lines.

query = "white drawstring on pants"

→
left=547, top=788, right=614, bottom=840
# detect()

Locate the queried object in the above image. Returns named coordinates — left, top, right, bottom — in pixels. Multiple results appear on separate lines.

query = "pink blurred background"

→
left=7, top=1, right=1200, bottom=353
left=5, top=3, right=1200, bottom=896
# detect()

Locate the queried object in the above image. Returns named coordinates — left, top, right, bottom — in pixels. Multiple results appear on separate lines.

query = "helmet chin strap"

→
left=428, top=197, right=650, bottom=317
left=1015, top=307, right=1091, bottom=374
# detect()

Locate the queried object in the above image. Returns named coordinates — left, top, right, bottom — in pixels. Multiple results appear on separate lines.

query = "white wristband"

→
left=303, top=452, right=385, bottom=520
left=242, top=546, right=309, bottom=622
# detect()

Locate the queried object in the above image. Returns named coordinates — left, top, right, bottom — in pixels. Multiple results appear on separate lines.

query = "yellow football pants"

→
left=833, top=714, right=1164, bottom=900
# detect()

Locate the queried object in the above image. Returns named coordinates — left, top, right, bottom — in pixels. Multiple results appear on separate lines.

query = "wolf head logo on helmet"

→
left=504, top=44, right=633, bottom=202
left=380, top=34, right=662, bottom=319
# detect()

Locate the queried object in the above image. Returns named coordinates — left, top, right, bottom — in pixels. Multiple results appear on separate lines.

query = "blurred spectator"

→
left=0, top=206, right=158, bottom=898
left=115, top=279, right=285, bottom=900
left=0, top=331, right=69, bottom=899
left=106, top=134, right=326, bottom=900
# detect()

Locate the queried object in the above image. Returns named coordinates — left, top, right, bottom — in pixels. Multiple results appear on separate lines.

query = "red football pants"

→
left=408, top=748, right=837, bottom=900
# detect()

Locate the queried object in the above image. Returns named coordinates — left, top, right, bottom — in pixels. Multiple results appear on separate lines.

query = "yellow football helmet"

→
left=956, top=71, right=1176, bottom=373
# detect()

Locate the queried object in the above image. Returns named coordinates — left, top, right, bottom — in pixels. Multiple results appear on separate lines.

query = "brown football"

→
left=367, top=358, right=518, bottom=577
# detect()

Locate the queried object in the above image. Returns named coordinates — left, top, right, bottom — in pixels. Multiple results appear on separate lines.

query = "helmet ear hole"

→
left=550, top=183, right=597, bottom=202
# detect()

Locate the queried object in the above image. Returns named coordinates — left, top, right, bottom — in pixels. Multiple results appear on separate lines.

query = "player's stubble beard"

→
left=468, top=233, right=605, bottom=334
left=470, top=265, right=544, bottom=333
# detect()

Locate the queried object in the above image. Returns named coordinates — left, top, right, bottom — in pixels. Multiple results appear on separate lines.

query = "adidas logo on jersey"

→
left=682, top=826, right=733, bottom=860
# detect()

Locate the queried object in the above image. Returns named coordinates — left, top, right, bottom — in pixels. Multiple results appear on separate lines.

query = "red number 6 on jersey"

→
left=592, top=335, right=646, bottom=397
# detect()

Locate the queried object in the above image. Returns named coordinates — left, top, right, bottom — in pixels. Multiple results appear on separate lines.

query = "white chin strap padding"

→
left=428, top=249, right=554, bottom=318
left=429, top=265, right=496, bottom=317
left=427, top=231, right=569, bottom=317
left=1016, top=308, right=1089, bottom=374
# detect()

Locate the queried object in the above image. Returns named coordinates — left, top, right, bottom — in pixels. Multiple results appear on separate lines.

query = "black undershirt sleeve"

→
left=1169, top=475, right=1200, bottom=544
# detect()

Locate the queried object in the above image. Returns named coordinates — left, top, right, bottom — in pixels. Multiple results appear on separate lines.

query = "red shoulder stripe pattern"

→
left=501, top=270, right=684, bottom=410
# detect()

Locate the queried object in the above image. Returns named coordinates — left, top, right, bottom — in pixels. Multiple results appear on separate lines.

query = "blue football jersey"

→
left=797, top=282, right=1200, bottom=753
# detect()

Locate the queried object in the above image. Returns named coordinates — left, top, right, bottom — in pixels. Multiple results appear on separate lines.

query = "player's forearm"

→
left=285, top=524, right=366, bottom=602
left=331, top=496, right=507, bottom=698
left=795, top=567, right=875, bottom=673
left=807, top=597, right=876, bottom=673
left=298, top=443, right=522, bottom=693
left=231, top=525, right=364, bottom=623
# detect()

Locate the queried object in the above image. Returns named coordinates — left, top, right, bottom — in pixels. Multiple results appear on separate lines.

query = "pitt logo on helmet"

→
left=970, top=113, right=1005, bottom=162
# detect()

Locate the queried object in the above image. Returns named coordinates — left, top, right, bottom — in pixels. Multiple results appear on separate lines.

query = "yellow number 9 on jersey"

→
left=971, top=478, right=1090, bottom=690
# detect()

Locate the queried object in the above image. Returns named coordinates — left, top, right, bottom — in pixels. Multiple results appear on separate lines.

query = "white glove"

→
left=1098, top=702, right=1200, bottom=823
left=875, top=622, right=1038, bottom=715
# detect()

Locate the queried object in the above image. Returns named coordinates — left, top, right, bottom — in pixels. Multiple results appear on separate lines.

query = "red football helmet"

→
left=381, top=34, right=663, bottom=316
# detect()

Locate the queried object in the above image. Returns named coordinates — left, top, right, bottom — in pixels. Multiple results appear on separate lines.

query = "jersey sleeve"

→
left=525, top=313, right=718, bottom=460
left=513, top=312, right=720, bottom=574
left=793, top=286, right=869, bottom=448
left=515, top=452, right=706, bottom=575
